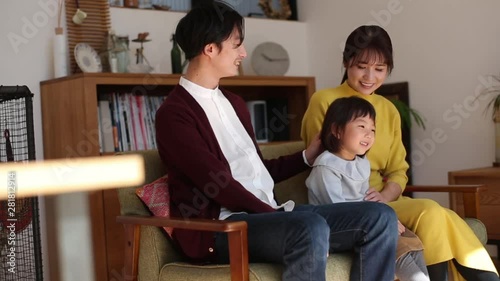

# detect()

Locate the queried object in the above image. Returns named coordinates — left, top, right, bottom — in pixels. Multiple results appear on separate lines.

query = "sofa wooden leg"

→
left=228, top=225, right=249, bottom=281
left=123, top=224, right=141, bottom=281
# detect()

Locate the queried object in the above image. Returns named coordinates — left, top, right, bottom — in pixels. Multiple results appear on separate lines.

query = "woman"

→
left=301, top=25, right=499, bottom=281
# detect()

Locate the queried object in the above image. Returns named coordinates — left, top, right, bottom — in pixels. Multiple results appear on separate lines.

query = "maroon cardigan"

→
left=155, top=85, right=308, bottom=262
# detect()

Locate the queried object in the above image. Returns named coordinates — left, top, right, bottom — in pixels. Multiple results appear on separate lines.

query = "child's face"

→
left=336, top=115, right=375, bottom=160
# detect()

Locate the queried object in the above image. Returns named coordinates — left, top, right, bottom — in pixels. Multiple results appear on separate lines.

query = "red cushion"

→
left=135, top=175, right=173, bottom=238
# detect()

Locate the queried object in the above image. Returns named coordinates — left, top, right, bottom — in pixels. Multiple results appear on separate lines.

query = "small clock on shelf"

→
left=251, top=42, right=290, bottom=76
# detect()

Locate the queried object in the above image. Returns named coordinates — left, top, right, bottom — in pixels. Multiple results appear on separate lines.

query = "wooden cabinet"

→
left=40, top=73, right=315, bottom=281
left=448, top=167, right=500, bottom=241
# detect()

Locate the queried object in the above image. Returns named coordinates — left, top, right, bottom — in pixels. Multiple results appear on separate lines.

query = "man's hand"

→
left=304, top=133, right=323, bottom=166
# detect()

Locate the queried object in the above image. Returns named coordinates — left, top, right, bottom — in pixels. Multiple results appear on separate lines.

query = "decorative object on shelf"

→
left=104, top=31, right=129, bottom=73
left=170, top=34, right=182, bottom=74
left=123, top=0, right=139, bottom=8
left=74, top=43, right=103, bottom=72
left=66, top=0, right=111, bottom=74
left=53, top=0, right=68, bottom=78
left=109, top=0, right=123, bottom=7
left=115, top=35, right=130, bottom=73
left=72, top=0, right=88, bottom=25
left=152, top=4, right=171, bottom=10
left=477, top=74, right=500, bottom=166
left=258, top=0, right=292, bottom=20
left=129, top=32, right=153, bottom=73
left=251, top=41, right=290, bottom=76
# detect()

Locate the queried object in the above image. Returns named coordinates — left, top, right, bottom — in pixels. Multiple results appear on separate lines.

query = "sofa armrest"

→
left=405, top=184, right=486, bottom=219
left=116, top=215, right=249, bottom=281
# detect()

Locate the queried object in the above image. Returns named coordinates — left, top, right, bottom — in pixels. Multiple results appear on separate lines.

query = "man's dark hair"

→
left=175, top=0, right=244, bottom=60
left=321, top=96, right=376, bottom=153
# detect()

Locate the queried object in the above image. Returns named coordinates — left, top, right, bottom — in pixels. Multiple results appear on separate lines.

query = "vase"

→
left=494, top=111, right=500, bottom=166
left=170, top=34, right=182, bottom=74
left=53, top=27, right=68, bottom=78
left=115, top=35, right=130, bottom=73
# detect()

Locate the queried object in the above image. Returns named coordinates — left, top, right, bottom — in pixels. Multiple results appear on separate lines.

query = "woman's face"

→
left=345, top=55, right=389, bottom=95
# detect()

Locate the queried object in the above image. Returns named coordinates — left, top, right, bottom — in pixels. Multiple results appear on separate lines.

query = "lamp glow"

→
left=0, top=155, right=145, bottom=199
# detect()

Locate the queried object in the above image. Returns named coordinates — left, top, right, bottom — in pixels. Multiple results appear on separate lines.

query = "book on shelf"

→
left=97, top=93, right=167, bottom=152
left=98, top=99, right=115, bottom=153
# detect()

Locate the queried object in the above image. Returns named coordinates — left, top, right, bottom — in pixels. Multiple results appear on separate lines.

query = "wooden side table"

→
left=448, top=167, right=500, bottom=250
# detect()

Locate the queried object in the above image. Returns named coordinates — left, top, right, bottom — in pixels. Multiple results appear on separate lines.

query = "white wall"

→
left=109, top=8, right=308, bottom=76
left=2, top=0, right=500, bottom=279
left=299, top=0, right=500, bottom=206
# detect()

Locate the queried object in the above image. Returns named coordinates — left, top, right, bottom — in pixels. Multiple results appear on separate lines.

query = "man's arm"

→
left=157, top=101, right=275, bottom=213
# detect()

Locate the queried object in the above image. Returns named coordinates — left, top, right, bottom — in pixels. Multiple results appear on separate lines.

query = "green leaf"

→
left=388, top=98, right=426, bottom=130
left=477, top=74, right=500, bottom=121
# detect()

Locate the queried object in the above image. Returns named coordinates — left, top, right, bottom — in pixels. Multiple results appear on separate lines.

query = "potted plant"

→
left=388, top=97, right=426, bottom=185
left=479, top=74, right=500, bottom=166
left=390, top=98, right=426, bottom=130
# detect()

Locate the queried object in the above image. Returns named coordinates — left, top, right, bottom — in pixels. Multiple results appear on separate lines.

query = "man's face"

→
left=212, top=27, right=247, bottom=78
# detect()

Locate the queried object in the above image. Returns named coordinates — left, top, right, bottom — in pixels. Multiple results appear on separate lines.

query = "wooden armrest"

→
left=116, top=215, right=249, bottom=281
left=405, top=184, right=486, bottom=219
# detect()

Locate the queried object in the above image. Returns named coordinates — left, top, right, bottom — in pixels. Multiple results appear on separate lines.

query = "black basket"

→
left=0, top=85, right=43, bottom=281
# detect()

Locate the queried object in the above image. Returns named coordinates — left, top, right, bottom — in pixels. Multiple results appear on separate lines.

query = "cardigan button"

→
left=208, top=247, right=214, bottom=253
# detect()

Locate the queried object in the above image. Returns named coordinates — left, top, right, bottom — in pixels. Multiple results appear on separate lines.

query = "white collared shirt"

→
left=179, top=77, right=294, bottom=219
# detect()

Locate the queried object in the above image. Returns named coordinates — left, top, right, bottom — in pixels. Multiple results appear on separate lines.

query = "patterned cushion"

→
left=136, top=175, right=173, bottom=238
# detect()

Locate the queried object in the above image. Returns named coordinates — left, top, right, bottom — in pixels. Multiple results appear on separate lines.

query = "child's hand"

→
left=397, top=220, right=405, bottom=235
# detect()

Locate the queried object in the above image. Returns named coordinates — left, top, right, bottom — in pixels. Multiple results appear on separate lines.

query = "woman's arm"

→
left=365, top=182, right=402, bottom=203
left=301, top=92, right=330, bottom=147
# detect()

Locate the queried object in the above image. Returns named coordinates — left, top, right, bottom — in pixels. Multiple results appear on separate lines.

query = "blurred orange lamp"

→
left=0, top=155, right=144, bottom=199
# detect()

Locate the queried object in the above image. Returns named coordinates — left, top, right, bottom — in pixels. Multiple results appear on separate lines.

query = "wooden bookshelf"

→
left=40, top=73, right=315, bottom=281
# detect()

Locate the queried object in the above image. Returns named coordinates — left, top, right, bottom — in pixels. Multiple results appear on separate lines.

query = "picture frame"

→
left=191, top=0, right=298, bottom=20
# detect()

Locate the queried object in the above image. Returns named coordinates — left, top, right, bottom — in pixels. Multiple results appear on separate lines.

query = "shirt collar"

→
left=179, top=76, right=219, bottom=99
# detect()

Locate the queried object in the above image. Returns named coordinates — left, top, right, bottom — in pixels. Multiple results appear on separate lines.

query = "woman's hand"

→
left=304, top=133, right=323, bottom=165
left=365, top=182, right=402, bottom=203
left=397, top=220, right=405, bottom=235
left=364, top=188, right=388, bottom=203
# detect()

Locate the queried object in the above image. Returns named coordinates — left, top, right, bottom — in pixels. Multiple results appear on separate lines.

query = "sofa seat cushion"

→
left=464, top=218, right=487, bottom=245
left=158, top=253, right=352, bottom=281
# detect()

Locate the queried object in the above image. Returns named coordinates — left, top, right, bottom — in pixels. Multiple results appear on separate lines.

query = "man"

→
left=155, top=1, right=398, bottom=280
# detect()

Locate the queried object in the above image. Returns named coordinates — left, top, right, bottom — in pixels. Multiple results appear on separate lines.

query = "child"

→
left=306, top=96, right=430, bottom=281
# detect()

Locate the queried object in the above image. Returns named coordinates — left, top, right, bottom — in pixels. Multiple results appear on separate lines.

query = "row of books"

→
left=98, top=93, right=166, bottom=153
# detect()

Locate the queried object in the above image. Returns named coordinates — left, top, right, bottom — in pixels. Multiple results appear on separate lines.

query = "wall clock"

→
left=251, top=42, right=290, bottom=76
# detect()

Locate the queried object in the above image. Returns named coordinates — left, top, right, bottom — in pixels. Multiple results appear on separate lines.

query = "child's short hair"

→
left=175, top=0, right=244, bottom=60
left=321, top=96, right=376, bottom=153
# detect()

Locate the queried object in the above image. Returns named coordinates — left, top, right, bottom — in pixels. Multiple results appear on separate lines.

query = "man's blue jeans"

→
left=215, top=202, right=398, bottom=281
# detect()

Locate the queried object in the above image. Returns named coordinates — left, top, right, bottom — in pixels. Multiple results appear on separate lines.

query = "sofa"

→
left=116, top=141, right=487, bottom=281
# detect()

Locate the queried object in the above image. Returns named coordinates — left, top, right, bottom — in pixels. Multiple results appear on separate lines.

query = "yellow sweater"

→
left=301, top=82, right=498, bottom=278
